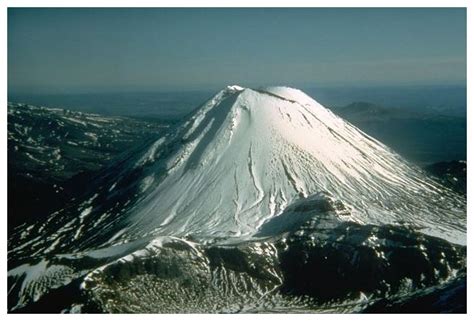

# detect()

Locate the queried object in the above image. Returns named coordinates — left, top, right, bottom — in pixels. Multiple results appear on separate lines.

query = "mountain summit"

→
left=11, top=86, right=466, bottom=259
left=124, top=85, right=465, bottom=241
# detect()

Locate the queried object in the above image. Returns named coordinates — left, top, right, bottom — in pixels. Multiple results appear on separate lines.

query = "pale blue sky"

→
left=8, top=8, right=466, bottom=93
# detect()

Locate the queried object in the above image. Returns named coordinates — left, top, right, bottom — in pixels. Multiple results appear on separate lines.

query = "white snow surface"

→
left=115, top=85, right=465, bottom=244
left=11, top=85, right=465, bottom=253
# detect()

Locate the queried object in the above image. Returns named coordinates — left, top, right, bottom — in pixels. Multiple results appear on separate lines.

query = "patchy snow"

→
left=135, top=137, right=166, bottom=167
left=62, top=117, right=88, bottom=126
left=84, top=132, right=98, bottom=142
left=140, top=175, right=155, bottom=192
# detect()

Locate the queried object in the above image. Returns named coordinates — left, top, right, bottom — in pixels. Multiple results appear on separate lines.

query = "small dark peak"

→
left=339, top=101, right=388, bottom=115
left=346, top=101, right=380, bottom=110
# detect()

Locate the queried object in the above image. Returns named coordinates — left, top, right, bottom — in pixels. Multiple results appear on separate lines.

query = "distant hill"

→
left=331, top=102, right=466, bottom=165
left=8, top=102, right=169, bottom=228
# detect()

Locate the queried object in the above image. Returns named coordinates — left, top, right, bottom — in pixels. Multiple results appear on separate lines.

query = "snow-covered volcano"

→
left=94, top=85, right=464, bottom=243
left=8, top=85, right=467, bottom=313
left=11, top=85, right=466, bottom=259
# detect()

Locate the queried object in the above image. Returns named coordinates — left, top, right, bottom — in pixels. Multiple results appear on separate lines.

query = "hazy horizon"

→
left=8, top=8, right=466, bottom=95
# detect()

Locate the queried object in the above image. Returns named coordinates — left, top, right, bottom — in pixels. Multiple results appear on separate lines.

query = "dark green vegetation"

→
left=8, top=103, right=169, bottom=229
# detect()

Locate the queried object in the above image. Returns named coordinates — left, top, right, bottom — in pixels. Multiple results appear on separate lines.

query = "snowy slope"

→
left=10, top=85, right=466, bottom=260
left=106, top=85, right=465, bottom=244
